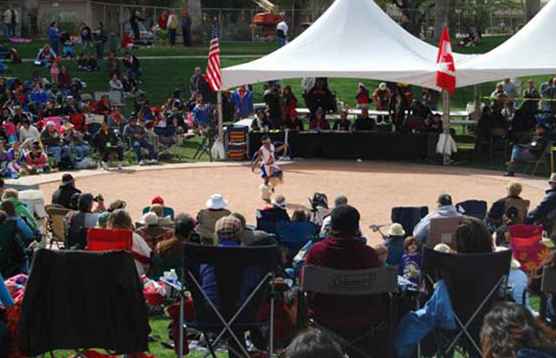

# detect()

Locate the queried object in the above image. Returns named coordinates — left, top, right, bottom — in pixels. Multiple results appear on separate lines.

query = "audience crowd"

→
left=0, top=170, right=554, bottom=357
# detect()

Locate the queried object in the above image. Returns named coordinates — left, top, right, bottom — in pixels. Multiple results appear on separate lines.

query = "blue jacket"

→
left=526, top=188, right=556, bottom=224
left=47, top=26, right=60, bottom=43
left=0, top=274, right=13, bottom=307
left=231, top=90, right=254, bottom=118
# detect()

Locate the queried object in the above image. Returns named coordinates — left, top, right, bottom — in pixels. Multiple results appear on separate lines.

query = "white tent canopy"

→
left=222, top=0, right=473, bottom=90
left=457, top=0, right=556, bottom=88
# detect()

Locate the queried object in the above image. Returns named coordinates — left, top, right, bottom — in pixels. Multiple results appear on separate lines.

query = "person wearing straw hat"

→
left=196, top=194, right=231, bottom=246
left=526, top=173, right=556, bottom=236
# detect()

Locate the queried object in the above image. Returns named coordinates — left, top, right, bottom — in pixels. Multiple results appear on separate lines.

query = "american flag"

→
left=206, top=34, right=222, bottom=92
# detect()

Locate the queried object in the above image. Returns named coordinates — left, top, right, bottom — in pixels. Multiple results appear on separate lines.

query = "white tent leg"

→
left=442, top=90, right=451, bottom=165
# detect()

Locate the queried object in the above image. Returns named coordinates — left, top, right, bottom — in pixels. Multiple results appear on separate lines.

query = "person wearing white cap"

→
left=372, top=82, right=392, bottom=124
left=525, top=173, right=556, bottom=236
left=196, top=194, right=231, bottom=246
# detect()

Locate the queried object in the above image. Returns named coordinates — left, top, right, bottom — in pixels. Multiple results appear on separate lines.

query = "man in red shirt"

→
left=304, top=205, right=388, bottom=356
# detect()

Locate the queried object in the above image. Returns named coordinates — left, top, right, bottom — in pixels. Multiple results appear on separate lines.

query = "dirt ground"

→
left=39, top=161, right=548, bottom=244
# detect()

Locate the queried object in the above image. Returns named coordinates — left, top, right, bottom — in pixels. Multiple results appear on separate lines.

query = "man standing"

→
left=3, top=6, right=16, bottom=38
left=526, top=173, right=556, bottom=236
left=52, top=174, right=82, bottom=209
left=181, top=8, right=192, bottom=47
left=276, top=13, right=288, bottom=47
left=522, top=79, right=540, bottom=115
left=167, top=10, right=178, bottom=47
left=190, top=66, right=209, bottom=100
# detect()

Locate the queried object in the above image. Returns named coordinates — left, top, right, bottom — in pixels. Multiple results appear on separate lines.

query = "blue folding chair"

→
left=456, top=200, right=488, bottom=220
left=275, top=221, right=317, bottom=258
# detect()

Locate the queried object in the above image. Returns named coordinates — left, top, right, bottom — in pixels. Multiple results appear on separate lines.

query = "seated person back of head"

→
left=305, top=205, right=385, bottom=333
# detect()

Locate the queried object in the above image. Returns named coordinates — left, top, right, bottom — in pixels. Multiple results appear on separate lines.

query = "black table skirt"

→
left=248, top=131, right=434, bottom=160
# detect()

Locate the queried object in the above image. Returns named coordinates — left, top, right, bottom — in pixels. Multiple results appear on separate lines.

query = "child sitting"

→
left=399, top=236, right=422, bottom=286
left=383, top=223, right=406, bottom=266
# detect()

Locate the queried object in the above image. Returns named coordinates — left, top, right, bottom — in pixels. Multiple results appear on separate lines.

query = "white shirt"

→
left=276, top=21, right=288, bottom=36
left=132, top=232, right=152, bottom=276
left=19, top=125, right=40, bottom=142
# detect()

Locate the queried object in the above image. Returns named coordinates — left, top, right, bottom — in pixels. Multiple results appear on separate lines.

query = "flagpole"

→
left=441, top=89, right=450, bottom=165
left=217, top=90, right=224, bottom=143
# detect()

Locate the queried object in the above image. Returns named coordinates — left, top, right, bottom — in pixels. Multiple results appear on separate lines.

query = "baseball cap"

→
left=330, top=205, right=360, bottom=237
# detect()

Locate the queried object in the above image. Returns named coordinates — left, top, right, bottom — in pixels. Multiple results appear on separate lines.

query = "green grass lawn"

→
left=7, top=35, right=550, bottom=112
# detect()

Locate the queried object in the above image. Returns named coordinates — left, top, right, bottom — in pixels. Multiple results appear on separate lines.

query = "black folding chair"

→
left=17, top=249, right=149, bottom=357
left=179, top=243, right=281, bottom=358
left=421, top=248, right=512, bottom=357
left=391, top=206, right=429, bottom=237
left=300, top=264, right=398, bottom=358
left=456, top=200, right=488, bottom=220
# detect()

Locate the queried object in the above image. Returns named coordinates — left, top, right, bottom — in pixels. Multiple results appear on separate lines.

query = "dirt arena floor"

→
left=39, top=161, right=548, bottom=244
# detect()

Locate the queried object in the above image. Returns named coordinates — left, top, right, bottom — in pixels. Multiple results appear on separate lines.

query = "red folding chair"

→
left=86, top=228, right=133, bottom=251
left=509, top=224, right=550, bottom=275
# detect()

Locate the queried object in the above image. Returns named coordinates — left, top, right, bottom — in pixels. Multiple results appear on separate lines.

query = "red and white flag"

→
left=206, top=35, right=222, bottom=92
left=436, top=26, right=456, bottom=95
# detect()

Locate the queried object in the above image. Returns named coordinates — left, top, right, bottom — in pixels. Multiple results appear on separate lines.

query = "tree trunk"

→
left=22, top=0, right=40, bottom=36
left=434, top=0, right=450, bottom=42
left=308, top=0, right=333, bottom=21
left=525, top=0, right=540, bottom=20
left=185, top=0, right=202, bottom=44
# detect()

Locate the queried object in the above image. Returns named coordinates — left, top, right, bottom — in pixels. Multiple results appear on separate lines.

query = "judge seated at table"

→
left=251, top=109, right=271, bottom=132
left=333, top=109, right=351, bottom=131
left=353, top=107, right=376, bottom=132
left=309, top=108, right=330, bottom=131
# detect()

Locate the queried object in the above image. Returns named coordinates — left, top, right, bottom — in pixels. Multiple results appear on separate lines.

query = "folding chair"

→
left=391, top=206, right=429, bottom=237
left=179, top=243, right=281, bottom=358
left=421, top=248, right=512, bottom=357
left=300, top=265, right=398, bottom=358
left=427, top=216, right=463, bottom=249
left=45, top=205, right=72, bottom=248
left=275, top=221, right=317, bottom=259
left=509, top=224, right=549, bottom=276
left=256, top=208, right=289, bottom=235
left=86, top=228, right=133, bottom=251
left=540, top=266, right=556, bottom=326
left=455, top=200, right=487, bottom=220
left=17, top=250, right=149, bottom=357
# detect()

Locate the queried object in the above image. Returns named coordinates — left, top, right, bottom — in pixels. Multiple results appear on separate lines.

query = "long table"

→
left=248, top=131, right=434, bottom=160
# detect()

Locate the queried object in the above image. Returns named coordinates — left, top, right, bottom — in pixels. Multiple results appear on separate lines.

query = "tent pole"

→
left=217, top=90, right=224, bottom=143
left=442, top=90, right=451, bottom=165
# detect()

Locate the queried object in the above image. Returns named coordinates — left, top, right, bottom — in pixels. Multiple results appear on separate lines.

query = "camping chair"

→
left=300, top=265, right=398, bottom=358
left=45, top=205, right=72, bottom=248
left=275, top=221, right=317, bottom=259
left=17, top=250, right=149, bottom=357
left=455, top=200, right=487, bottom=220
left=540, top=266, right=556, bottom=326
left=86, top=228, right=133, bottom=251
left=179, top=243, right=281, bottom=358
left=256, top=209, right=289, bottom=235
left=427, top=216, right=463, bottom=249
left=391, top=206, right=429, bottom=237
left=421, top=248, right=512, bottom=357
left=509, top=224, right=549, bottom=276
